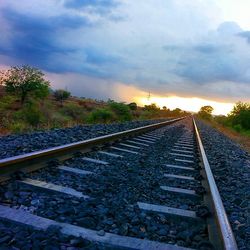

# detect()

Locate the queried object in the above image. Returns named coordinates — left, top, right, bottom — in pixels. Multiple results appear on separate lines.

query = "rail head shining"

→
left=193, top=118, right=238, bottom=250
left=0, top=117, right=186, bottom=169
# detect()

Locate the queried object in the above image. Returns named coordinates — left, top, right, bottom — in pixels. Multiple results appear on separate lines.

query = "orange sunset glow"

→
left=112, top=83, right=234, bottom=115
left=137, top=96, right=234, bottom=115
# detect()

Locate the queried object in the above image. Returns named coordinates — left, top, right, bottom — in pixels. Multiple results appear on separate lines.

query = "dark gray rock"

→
left=4, top=191, right=14, bottom=200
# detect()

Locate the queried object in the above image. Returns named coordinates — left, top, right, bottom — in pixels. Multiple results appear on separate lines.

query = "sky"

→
left=0, top=0, right=250, bottom=115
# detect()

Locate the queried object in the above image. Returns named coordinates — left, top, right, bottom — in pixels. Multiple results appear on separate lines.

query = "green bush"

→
left=54, top=89, right=71, bottom=105
left=9, top=121, right=27, bottom=133
left=60, top=103, right=85, bottom=122
left=13, top=104, right=43, bottom=127
left=143, top=103, right=160, bottom=112
left=26, top=108, right=43, bottom=126
left=108, top=101, right=132, bottom=121
left=128, top=102, right=137, bottom=111
left=198, top=106, right=213, bottom=120
left=229, top=102, right=250, bottom=130
left=0, top=95, right=17, bottom=111
left=233, top=124, right=242, bottom=132
left=214, top=115, right=229, bottom=126
left=212, top=102, right=250, bottom=136
left=87, top=108, right=115, bottom=123
left=49, top=112, right=72, bottom=128
left=231, top=110, right=250, bottom=130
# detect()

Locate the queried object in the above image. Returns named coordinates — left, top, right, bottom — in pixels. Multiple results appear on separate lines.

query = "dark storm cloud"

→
left=64, top=0, right=120, bottom=16
left=171, top=44, right=248, bottom=84
left=64, top=0, right=118, bottom=8
left=85, top=48, right=121, bottom=65
left=0, top=7, right=89, bottom=70
left=0, top=1, right=249, bottom=101
left=162, top=22, right=250, bottom=85
left=238, top=31, right=250, bottom=43
left=0, top=6, right=121, bottom=75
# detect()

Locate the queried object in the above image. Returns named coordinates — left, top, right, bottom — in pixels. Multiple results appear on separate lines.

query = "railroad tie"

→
left=19, top=178, right=89, bottom=199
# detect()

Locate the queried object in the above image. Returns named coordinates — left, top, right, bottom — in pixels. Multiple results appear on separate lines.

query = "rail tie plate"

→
left=165, top=164, right=195, bottom=171
left=137, top=202, right=198, bottom=219
left=110, top=146, right=139, bottom=154
left=170, top=153, right=194, bottom=158
left=137, top=136, right=156, bottom=142
left=98, top=151, right=123, bottom=158
left=164, top=174, right=195, bottom=180
left=139, top=135, right=158, bottom=140
left=119, top=143, right=141, bottom=149
left=144, top=135, right=161, bottom=139
left=126, top=140, right=150, bottom=146
left=19, top=178, right=89, bottom=199
left=58, top=166, right=94, bottom=175
left=175, top=158, right=194, bottom=164
left=173, top=145, right=194, bottom=150
left=160, top=186, right=197, bottom=196
left=175, top=143, right=194, bottom=147
left=172, top=149, right=193, bottom=154
left=82, top=157, right=109, bottom=165
left=133, top=138, right=155, bottom=144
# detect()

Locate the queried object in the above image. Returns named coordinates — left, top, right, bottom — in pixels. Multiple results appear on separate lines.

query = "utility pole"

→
left=147, top=92, right=151, bottom=102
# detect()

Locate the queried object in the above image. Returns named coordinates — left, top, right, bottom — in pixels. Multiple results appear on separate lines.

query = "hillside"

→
left=0, top=88, right=187, bottom=135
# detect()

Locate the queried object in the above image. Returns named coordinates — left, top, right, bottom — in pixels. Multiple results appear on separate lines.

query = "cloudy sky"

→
left=0, top=0, right=250, bottom=114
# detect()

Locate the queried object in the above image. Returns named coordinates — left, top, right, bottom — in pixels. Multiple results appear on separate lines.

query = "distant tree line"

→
left=197, top=102, right=250, bottom=134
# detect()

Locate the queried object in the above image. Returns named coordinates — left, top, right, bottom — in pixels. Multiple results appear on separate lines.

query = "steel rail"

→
left=193, top=118, right=238, bottom=250
left=0, top=117, right=186, bottom=177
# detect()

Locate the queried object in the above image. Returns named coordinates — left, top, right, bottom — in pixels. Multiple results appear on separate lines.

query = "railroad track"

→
left=0, top=117, right=237, bottom=249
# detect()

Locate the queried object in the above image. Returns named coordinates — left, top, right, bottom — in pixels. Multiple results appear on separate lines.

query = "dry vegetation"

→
left=0, top=85, right=188, bottom=135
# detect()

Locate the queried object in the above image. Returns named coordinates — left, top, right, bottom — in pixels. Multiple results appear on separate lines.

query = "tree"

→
left=198, top=105, right=214, bottom=120
left=144, top=103, right=160, bottom=111
left=0, top=65, right=50, bottom=104
left=54, top=89, right=71, bottom=106
left=229, top=102, right=250, bottom=130
left=108, top=101, right=132, bottom=121
left=128, top=102, right=137, bottom=110
left=170, top=108, right=182, bottom=117
left=87, top=108, right=114, bottom=123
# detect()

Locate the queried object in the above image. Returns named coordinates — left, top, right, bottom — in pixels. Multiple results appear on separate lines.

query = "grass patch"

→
left=200, top=118, right=250, bottom=153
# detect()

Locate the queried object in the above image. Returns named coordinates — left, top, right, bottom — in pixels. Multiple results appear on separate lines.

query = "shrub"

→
left=233, top=124, right=243, bottom=132
left=9, top=121, right=27, bottom=133
left=128, top=102, right=137, bottom=111
left=229, top=102, right=250, bottom=130
left=87, top=108, right=114, bottom=123
left=144, top=103, right=160, bottom=112
left=108, top=101, right=132, bottom=121
left=60, top=103, right=85, bottom=122
left=13, top=104, right=43, bottom=127
left=26, top=109, right=43, bottom=126
left=49, top=112, right=72, bottom=128
left=0, top=95, right=17, bottom=111
left=54, top=89, right=71, bottom=105
left=198, top=106, right=214, bottom=120
left=214, top=115, right=229, bottom=126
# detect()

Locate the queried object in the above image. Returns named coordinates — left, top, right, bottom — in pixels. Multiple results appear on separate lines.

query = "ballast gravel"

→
left=196, top=120, right=250, bottom=250
left=0, top=220, right=115, bottom=249
left=1, top=118, right=248, bottom=249
left=0, top=119, right=212, bottom=249
left=0, top=119, right=166, bottom=159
